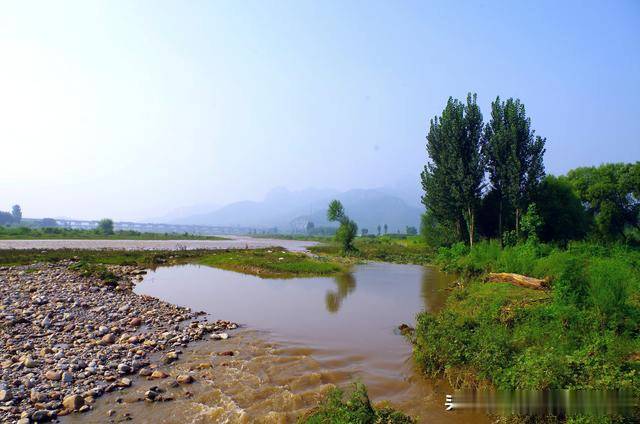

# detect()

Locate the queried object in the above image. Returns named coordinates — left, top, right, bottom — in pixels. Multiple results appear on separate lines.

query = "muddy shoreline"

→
left=0, top=262, right=238, bottom=423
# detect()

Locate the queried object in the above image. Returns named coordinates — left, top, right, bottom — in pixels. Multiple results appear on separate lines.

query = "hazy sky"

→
left=1, top=1, right=639, bottom=221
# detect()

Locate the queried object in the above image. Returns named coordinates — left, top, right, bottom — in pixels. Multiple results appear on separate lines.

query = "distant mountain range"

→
left=169, top=187, right=423, bottom=233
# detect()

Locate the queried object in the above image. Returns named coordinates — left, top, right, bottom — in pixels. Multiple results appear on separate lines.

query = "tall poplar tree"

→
left=421, top=93, right=484, bottom=246
left=483, top=97, right=545, bottom=238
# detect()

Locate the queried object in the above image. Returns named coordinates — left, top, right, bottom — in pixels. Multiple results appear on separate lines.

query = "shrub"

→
left=300, top=383, right=414, bottom=424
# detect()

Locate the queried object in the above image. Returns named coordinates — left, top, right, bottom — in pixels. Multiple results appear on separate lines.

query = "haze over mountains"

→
left=168, top=186, right=423, bottom=233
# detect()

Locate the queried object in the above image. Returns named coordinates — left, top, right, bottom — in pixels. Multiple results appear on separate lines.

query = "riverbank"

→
left=310, top=236, right=434, bottom=265
left=0, top=261, right=238, bottom=423
left=414, top=241, right=640, bottom=412
left=0, top=236, right=318, bottom=253
left=0, top=247, right=346, bottom=280
left=0, top=226, right=227, bottom=240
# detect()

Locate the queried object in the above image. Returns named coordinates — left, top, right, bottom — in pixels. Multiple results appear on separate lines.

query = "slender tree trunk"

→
left=515, top=207, right=520, bottom=239
left=498, top=199, right=503, bottom=247
left=466, top=206, right=474, bottom=247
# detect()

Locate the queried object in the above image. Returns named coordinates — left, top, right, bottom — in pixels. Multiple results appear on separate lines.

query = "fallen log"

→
left=485, top=272, right=549, bottom=290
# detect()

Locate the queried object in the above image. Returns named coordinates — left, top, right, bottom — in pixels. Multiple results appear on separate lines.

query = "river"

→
left=68, top=262, right=487, bottom=423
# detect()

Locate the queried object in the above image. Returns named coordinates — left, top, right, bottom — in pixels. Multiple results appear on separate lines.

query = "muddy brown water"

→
left=68, top=262, right=488, bottom=423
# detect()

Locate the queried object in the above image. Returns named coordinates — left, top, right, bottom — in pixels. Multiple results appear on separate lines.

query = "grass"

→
left=310, top=235, right=434, bottom=265
left=299, top=383, right=414, bottom=424
left=0, top=248, right=346, bottom=278
left=196, top=249, right=347, bottom=278
left=413, top=240, right=640, bottom=401
left=0, top=225, right=227, bottom=240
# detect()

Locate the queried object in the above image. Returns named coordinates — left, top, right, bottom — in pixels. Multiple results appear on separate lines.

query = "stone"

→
left=45, top=370, right=62, bottom=381
left=117, top=378, right=132, bottom=388
left=101, top=333, right=116, bottom=344
left=17, top=418, right=30, bottom=424
left=211, top=332, right=229, bottom=340
left=0, top=389, right=12, bottom=401
left=32, top=409, right=53, bottom=421
left=145, top=390, right=158, bottom=401
left=138, top=367, right=152, bottom=377
left=150, top=370, right=168, bottom=379
left=23, top=356, right=37, bottom=368
left=63, top=394, right=84, bottom=411
left=117, top=364, right=132, bottom=375
left=176, top=374, right=194, bottom=384
left=130, top=317, right=142, bottom=326
left=61, top=372, right=74, bottom=383
left=217, top=351, right=234, bottom=356
left=163, top=352, right=179, bottom=364
left=31, top=389, right=47, bottom=403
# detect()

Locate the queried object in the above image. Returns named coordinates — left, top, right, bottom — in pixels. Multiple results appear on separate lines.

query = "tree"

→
left=306, top=221, right=315, bottom=235
left=377, top=225, right=381, bottom=236
left=97, top=218, right=114, bottom=235
left=406, top=226, right=417, bottom=235
left=482, top=97, right=545, bottom=239
left=566, top=162, right=639, bottom=241
left=383, top=224, right=388, bottom=234
left=420, top=211, right=457, bottom=248
left=327, top=200, right=358, bottom=253
left=421, top=94, right=484, bottom=246
left=519, top=203, right=543, bottom=243
left=361, top=228, right=368, bottom=236
left=534, top=175, right=588, bottom=245
left=11, top=205, right=22, bottom=223
left=0, top=211, right=13, bottom=225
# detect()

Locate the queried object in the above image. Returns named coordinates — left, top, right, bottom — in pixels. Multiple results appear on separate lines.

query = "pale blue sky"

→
left=1, top=1, right=638, bottom=220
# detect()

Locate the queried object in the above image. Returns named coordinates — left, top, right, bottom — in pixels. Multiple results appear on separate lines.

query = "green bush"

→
left=415, top=240, right=640, bottom=407
left=300, top=383, right=414, bottom=424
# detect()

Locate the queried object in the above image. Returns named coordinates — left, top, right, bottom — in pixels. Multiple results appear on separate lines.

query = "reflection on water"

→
left=325, top=272, right=356, bottom=313
left=72, top=262, right=487, bottom=423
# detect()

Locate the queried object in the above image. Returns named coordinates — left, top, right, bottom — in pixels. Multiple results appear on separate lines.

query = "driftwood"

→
left=485, top=272, right=549, bottom=290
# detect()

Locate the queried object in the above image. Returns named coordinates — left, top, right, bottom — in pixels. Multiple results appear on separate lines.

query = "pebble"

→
left=150, top=370, right=169, bottom=379
left=62, top=394, right=84, bottom=411
left=0, top=262, right=238, bottom=422
left=176, top=374, right=194, bottom=384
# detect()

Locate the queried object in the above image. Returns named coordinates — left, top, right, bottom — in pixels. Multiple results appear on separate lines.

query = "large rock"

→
left=63, top=394, right=85, bottom=411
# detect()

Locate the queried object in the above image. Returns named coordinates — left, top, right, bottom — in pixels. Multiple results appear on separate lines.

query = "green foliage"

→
left=421, top=93, right=484, bottom=246
left=418, top=241, right=640, bottom=399
left=97, top=218, right=114, bottom=235
left=566, top=162, right=640, bottom=242
left=0, top=211, right=14, bottom=225
left=520, top=203, right=543, bottom=242
left=300, top=383, right=414, bottom=424
left=311, top=236, right=433, bottom=265
left=534, top=175, right=589, bottom=245
left=420, top=211, right=457, bottom=248
left=483, top=97, right=546, bottom=237
left=68, top=261, right=119, bottom=285
left=327, top=200, right=358, bottom=253
left=328, top=200, right=346, bottom=222
left=196, top=249, right=345, bottom=278
left=405, top=226, right=417, bottom=236
left=11, top=204, right=22, bottom=223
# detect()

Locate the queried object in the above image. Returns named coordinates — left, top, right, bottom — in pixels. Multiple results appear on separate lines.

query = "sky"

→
left=1, top=0, right=639, bottom=221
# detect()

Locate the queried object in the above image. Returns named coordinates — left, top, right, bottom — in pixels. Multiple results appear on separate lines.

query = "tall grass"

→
left=415, top=240, right=640, bottom=402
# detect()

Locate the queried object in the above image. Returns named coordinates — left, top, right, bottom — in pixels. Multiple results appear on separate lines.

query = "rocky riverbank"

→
left=0, top=261, right=237, bottom=423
